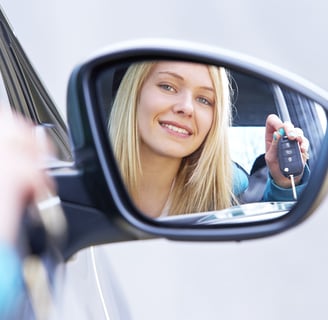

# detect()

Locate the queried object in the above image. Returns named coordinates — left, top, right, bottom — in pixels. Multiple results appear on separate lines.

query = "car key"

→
left=278, top=136, right=303, bottom=200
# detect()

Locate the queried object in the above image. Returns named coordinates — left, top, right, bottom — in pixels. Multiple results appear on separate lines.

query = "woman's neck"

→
left=134, top=153, right=181, bottom=218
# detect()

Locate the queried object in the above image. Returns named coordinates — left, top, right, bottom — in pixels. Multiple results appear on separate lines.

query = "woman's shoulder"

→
left=232, top=162, right=249, bottom=196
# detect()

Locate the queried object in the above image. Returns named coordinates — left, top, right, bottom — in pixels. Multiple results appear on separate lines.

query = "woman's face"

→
left=137, top=61, right=215, bottom=160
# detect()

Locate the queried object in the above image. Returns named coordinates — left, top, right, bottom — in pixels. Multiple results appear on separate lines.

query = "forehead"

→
left=149, top=61, right=213, bottom=87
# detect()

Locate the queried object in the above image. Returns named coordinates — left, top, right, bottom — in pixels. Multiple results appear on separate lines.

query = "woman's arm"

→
left=0, top=111, right=54, bottom=318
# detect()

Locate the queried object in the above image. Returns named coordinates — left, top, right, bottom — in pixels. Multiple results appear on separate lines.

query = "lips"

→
left=159, top=121, right=193, bottom=136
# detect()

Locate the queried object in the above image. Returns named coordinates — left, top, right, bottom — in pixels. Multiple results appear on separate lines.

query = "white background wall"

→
left=2, top=1, right=328, bottom=118
left=2, top=1, right=328, bottom=319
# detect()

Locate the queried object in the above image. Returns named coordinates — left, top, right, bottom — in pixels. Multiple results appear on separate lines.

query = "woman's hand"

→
left=265, top=114, right=309, bottom=188
left=0, top=111, right=55, bottom=245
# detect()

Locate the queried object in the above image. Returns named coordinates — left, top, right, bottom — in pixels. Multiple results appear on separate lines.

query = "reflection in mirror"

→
left=95, top=60, right=327, bottom=225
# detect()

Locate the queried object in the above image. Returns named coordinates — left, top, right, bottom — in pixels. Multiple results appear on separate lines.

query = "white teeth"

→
left=162, top=123, right=189, bottom=135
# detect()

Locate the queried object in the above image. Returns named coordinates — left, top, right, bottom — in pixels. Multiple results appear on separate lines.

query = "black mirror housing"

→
left=66, top=39, right=328, bottom=244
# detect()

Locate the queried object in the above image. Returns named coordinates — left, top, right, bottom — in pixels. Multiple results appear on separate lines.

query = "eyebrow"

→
left=158, top=71, right=184, bottom=80
left=157, top=71, right=214, bottom=92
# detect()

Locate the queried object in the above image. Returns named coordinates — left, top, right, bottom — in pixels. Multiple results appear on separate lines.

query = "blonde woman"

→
left=109, top=61, right=309, bottom=218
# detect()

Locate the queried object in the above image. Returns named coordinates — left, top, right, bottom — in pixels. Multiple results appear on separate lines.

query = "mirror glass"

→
left=94, top=60, right=327, bottom=225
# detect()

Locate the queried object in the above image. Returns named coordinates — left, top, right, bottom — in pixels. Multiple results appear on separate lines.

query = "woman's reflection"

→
left=109, top=61, right=309, bottom=218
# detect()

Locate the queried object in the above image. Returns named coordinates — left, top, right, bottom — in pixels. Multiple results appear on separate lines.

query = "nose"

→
left=172, top=92, right=194, bottom=116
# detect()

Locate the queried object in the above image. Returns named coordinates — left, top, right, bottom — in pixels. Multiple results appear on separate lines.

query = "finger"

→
left=294, top=127, right=304, bottom=136
left=272, top=131, right=281, bottom=144
left=300, top=137, right=309, bottom=152
left=291, top=127, right=308, bottom=154
left=265, top=114, right=283, bottom=150
left=280, top=121, right=298, bottom=140
left=292, top=127, right=305, bottom=143
left=299, top=136, right=310, bottom=162
left=266, top=114, right=283, bottom=129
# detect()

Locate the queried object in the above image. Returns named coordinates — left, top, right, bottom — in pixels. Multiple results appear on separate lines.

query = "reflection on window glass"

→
left=316, top=103, right=327, bottom=132
left=229, top=127, right=265, bottom=173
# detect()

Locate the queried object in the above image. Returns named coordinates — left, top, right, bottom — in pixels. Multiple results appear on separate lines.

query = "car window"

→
left=317, top=103, right=327, bottom=132
left=229, top=72, right=327, bottom=174
left=229, top=126, right=265, bottom=173
left=0, top=71, right=11, bottom=112
left=229, top=71, right=274, bottom=173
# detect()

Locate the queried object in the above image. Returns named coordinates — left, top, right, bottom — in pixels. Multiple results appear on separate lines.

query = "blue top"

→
left=233, top=162, right=310, bottom=201
left=0, top=243, right=23, bottom=318
left=263, top=165, right=310, bottom=201
left=233, top=164, right=250, bottom=196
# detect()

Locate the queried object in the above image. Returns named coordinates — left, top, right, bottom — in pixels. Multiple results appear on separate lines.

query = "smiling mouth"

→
left=159, top=122, right=192, bottom=135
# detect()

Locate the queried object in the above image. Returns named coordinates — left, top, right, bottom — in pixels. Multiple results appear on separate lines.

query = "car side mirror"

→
left=66, top=39, right=328, bottom=243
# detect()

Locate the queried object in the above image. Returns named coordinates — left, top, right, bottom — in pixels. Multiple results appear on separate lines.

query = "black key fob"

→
left=278, top=136, right=303, bottom=177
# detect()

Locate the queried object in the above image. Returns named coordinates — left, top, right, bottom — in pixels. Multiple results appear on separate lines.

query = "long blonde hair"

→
left=109, top=61, right=234, bottom=215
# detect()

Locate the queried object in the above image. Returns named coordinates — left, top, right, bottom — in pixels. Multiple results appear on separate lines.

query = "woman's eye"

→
left=197, top=96, right=213, bottom=106
left=159, top=84, right=176, bottom=92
